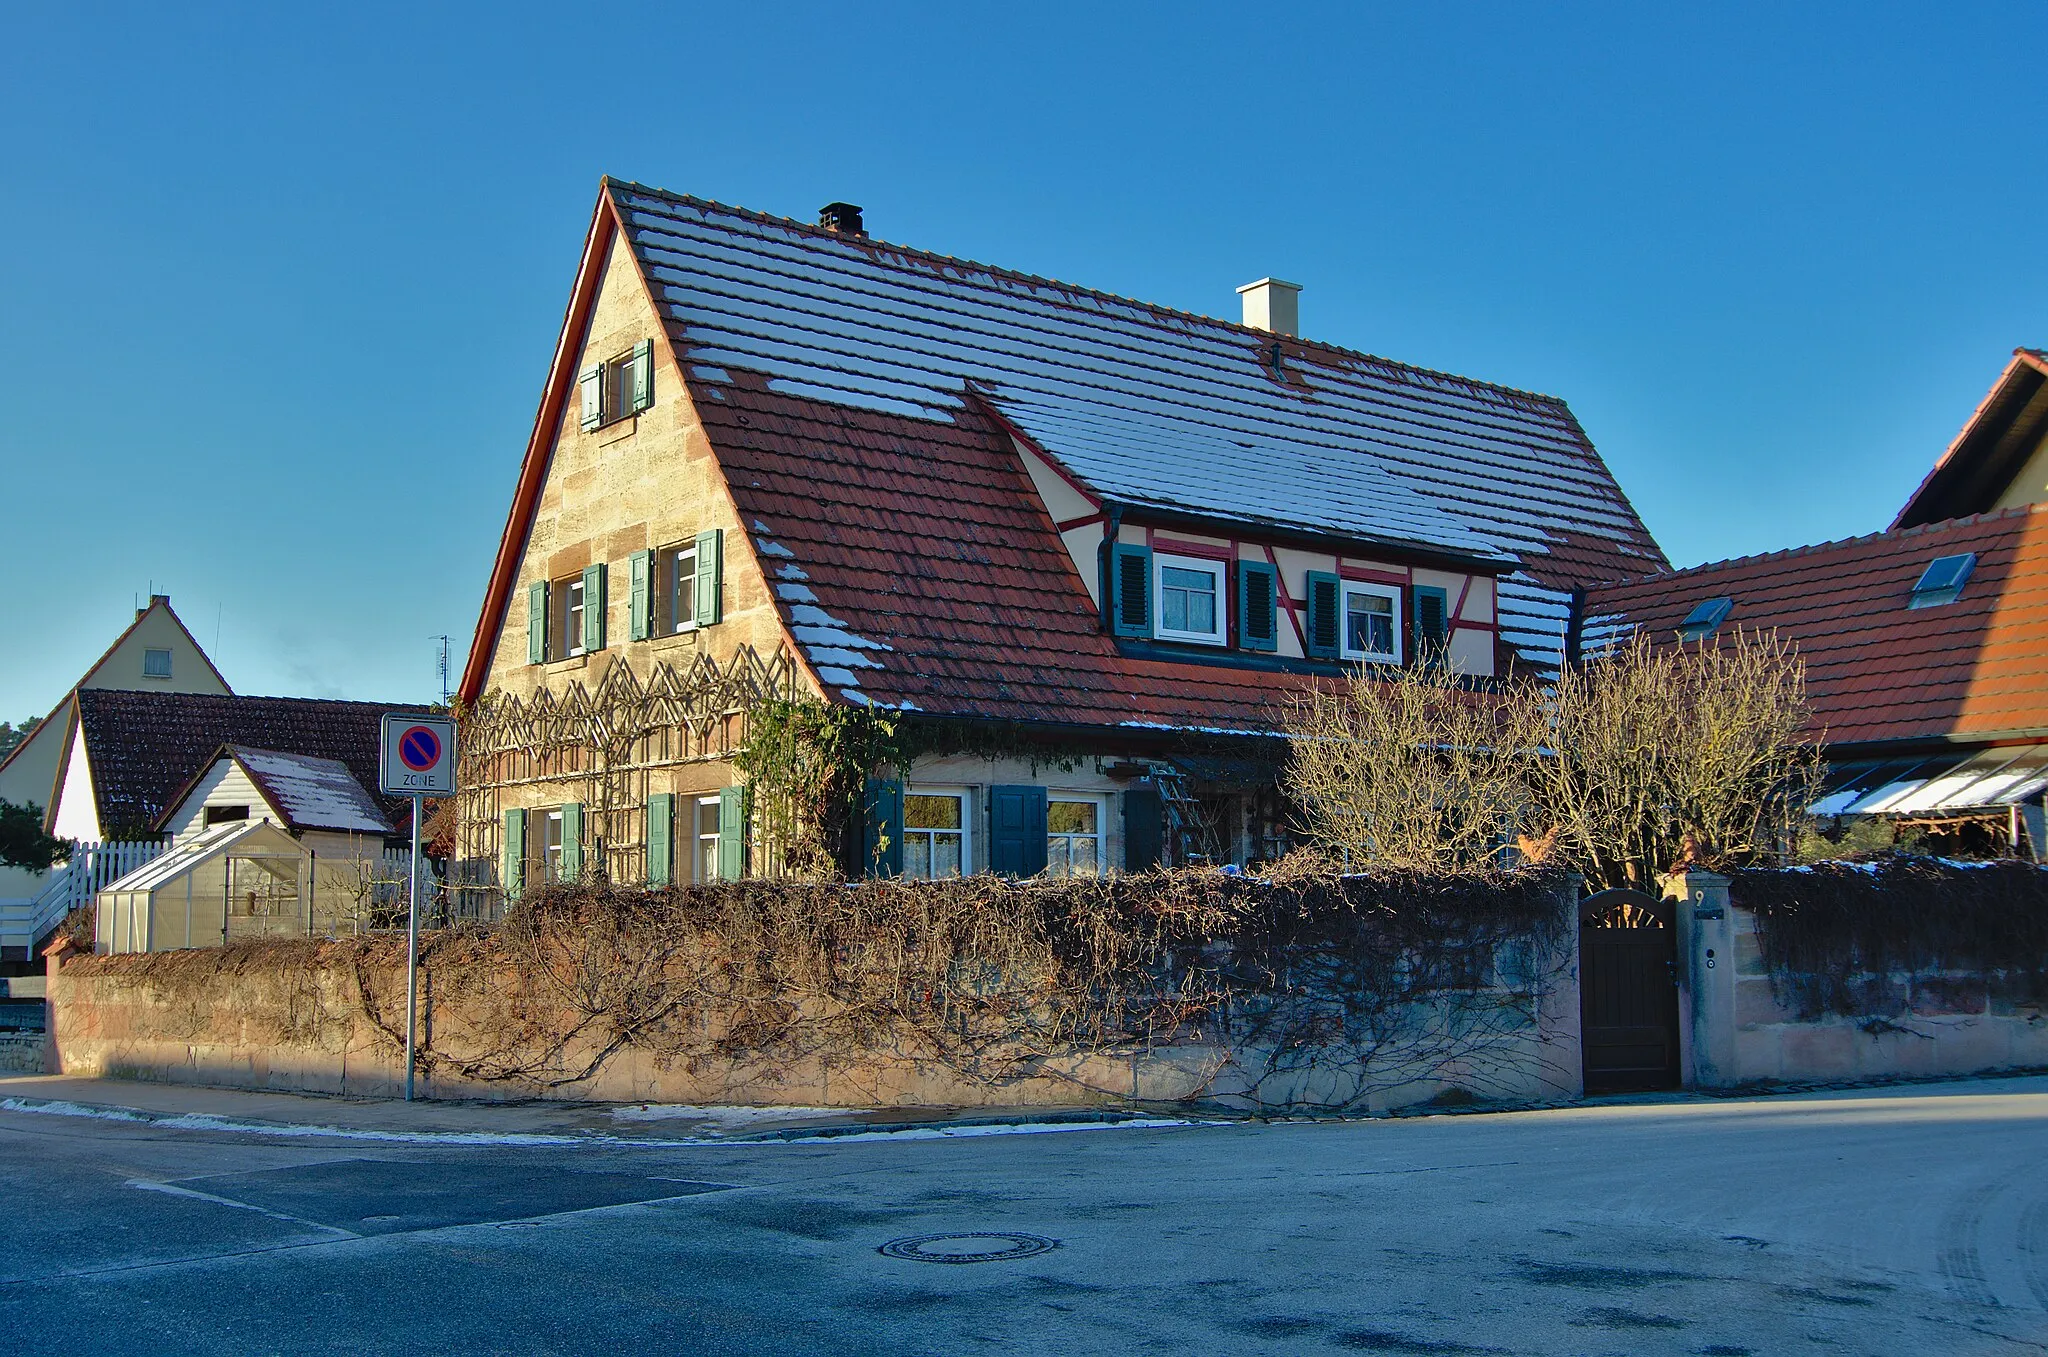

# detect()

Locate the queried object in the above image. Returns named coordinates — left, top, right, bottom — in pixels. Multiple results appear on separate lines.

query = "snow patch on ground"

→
left=0, top=1096, right=1207, bottom=1149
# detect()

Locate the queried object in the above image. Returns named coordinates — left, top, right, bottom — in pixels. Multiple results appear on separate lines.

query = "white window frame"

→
left=664, top=542, right=699, bottom=635
left=902, top=786, right=972, bottom=879
left=1046, top=793, right=1108, bottom=878
left=142, top=648, right=173, bottom=679
left=1152, top=552, right=1228, bottom=647
left=562, top=578, right=587, bottom=658
left=689, top=795, right=721, bottom=883
left=1340, top=581, right=1403, bottom=663
left=541, top=808, right=566, bottom=881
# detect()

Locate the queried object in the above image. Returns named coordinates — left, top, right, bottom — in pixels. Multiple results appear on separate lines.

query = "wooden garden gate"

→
left=1578, top=887, right=1681, bottom=1093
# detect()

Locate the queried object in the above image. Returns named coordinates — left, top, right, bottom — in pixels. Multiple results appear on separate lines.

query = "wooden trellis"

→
left=452, top=645, right=801, bottom=917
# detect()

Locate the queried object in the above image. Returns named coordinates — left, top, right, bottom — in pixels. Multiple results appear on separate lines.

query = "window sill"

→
left=542, top=655, right=589, bottom=675
left=648, top=629, right=701, bottom=654
left=1153, top=632, right=1227, bottom=648
left=597, top=416, right=638, bottom=447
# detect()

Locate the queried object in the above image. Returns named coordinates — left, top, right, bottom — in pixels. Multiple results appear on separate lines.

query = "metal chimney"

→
left=1236, top=278, right=1302, bottom=336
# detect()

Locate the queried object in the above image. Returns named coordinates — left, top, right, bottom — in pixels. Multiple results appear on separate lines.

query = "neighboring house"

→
left=98, top=745, right=398, bottom=954
left=1587, top=348, right=2048, bottom=855
left=44, top=689, right=435, bottom=843
left=0, top=595, right=232, bottom=956
left=457, top=180, right=1663, bottom=893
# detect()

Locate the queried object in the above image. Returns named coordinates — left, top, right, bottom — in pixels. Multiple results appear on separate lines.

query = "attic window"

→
left=203, top=804, right=249, bottom=826
left=1909, top=553, right=1976, bottom=609
left=1677, top=597, right=1733, bottom=640
left=579, top=340, right=654, bottom=430
left=143, top=648, right=173, bottom=678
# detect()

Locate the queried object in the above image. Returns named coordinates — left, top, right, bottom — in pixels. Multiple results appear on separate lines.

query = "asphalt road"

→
left=2, top=1079, right=2046, bottom=1354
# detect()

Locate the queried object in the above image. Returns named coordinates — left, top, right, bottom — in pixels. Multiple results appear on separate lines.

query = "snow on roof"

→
left=609, top=182, right=1666, bottom=668
left=226, top=745, right=393, bottom=836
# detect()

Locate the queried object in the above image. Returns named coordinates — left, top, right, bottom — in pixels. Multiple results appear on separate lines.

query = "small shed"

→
left=96, top=745, right=406, bottom=953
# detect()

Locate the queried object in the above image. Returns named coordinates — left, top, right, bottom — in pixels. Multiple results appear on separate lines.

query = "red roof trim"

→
left=458, top=192, right=620, bottom=705
left=1890, top=348, right=2048, bottom=531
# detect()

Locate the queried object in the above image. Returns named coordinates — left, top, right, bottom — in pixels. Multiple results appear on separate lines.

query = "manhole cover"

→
left=877, top=1231, right=1059, bottom=1264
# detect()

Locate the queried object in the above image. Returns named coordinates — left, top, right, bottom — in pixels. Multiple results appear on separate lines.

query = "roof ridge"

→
left=602, top=177, right=1576, bottom=413
left=1593, top=499, right=2048, bottom=592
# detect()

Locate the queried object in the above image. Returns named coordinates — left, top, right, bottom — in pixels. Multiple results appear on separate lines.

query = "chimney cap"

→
left=1235, top=277, right=1302, bottom=297
left=818, top=202, right=866, bottom=237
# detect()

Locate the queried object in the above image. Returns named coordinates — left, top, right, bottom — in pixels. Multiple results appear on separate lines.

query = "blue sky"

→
left=3, top=3, right=2042, bottom=719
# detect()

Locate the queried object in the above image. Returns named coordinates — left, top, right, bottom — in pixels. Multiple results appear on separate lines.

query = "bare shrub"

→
left=1283, top=662, right=1523, bottom=873
left=1283, top=629, right=1823, bottom=890
left=1523, top=629, right=1823, bottom=890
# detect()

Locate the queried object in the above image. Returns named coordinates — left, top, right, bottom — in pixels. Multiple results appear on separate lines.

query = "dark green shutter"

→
left=989, top=785, right=1049, bottom=877
left=581, top=563, right=606, bottom=652
left=502, top=808, right=527, bottom=901
left=1305, top=571, right=1342, bottom=659
left=716, top=785, right=746, bottom=880
left=646, top=792, right=674, bottom=885
left=1123, top=785, right=1164, bottom=870
left=579, top=365, right=604, bottom=430
left=862, top=778, right=904, bottom=878
left=694, top=529, right=723, bottom=627
left=629, top=550, right=653, bottom=641
left=1238, top=561, right=1279, bottom=652
left=527, top=581, right=548, bottom=665
left=1109, top=543, right=1153, bottom=638
left=1413, top=586, right=1449, bottom=661
left=560, top=803, right=583, bottom=880
left=630, top=339, right=653, bottom=413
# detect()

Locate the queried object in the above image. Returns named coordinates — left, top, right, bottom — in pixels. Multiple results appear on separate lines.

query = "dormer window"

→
left=1678, top=597, right=1733, bottom=640
left=1340, top=582, right=1401, bottom=662
left=143, top=648, right=173, bottom=679
left=578, top=339, right=654, bottom=430
left=1153, top=554, right=1227, bottom=646
left=1909, top=553, right=1976, bottom=609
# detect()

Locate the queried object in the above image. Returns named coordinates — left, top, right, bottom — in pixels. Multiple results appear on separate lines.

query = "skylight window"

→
left=1908, top=553, right=1976, bottom=609
left=1677, top=597, right=1732, bottom=640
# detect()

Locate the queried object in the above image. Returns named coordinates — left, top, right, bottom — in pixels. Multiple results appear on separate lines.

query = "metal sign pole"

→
left=404, top=792, right=422, bottom=1102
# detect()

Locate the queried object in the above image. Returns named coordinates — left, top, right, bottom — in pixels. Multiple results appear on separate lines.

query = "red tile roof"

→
left=463, top=181, right=1664, bottom=721
left=704, top=375, right=1331, bottom=731
left=1584, top=504, right=2048, bottom=749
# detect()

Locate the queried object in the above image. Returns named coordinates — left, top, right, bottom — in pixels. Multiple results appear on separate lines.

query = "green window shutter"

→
left=988, top=785, right=1049, bottom=877
left=629, top=550, right=653, bottom=641
left=630, top=339, right=654, bottom=413
left=579, top=365, right=605, bottom=431
left=693, top=528, right=723, bottom=627
left=1123, top=785, right=1163, bottom=871
left=1109, top=543, right=1153, bottom=638
left=1304, top=570, right=1342, bottom=660
left=646, top=792, right=674, bottom=886
left=527, top=581, right=549, bottom=665
left=1413, top=586, right=1450, bottom=661
left=560, top=803, right=583, bottom=881
left=502, top=808, right=527, bottom=901
left=716, top=785, right=747, bottom=880
left=862, top=778, right=904, bottom=879
left=1238, top=561, right=1279, bottom=652
left=581, top=563, right=607, bottom=652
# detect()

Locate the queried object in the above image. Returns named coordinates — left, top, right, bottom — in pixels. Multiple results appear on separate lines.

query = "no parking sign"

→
left=379, top=713, right=457, bottom=796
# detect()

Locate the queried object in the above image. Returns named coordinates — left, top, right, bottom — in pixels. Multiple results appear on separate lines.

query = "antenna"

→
left=430, top=635, right=450, bottom=705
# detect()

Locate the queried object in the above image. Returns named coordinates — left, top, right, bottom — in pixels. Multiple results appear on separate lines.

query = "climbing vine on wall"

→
left=732, top=698, right=905, bottom=879
left=1731, top=857, right=2048, bottom=1018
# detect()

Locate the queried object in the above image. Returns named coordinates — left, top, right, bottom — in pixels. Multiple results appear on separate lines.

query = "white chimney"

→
left=1236, top=278, right=1301, bottom=336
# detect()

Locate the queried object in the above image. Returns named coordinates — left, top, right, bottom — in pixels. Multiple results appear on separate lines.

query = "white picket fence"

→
left=0, top=839, right=166, bottom=958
